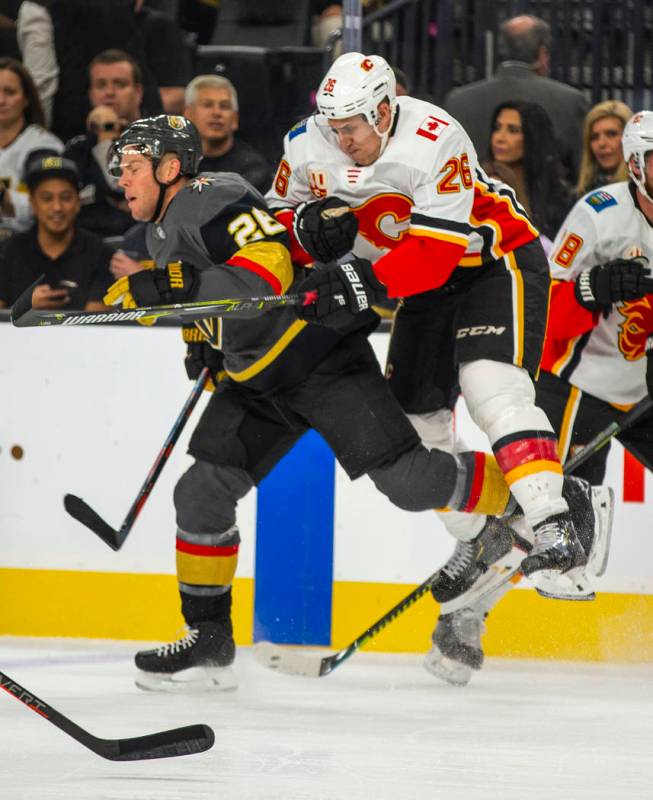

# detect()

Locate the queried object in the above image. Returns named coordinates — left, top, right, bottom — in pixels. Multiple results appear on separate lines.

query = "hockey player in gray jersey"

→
left=103, top=114, right=556, bottom=691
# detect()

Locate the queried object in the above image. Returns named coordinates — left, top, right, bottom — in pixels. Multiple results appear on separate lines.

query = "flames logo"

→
left=617, top=296, right=653, bottom=360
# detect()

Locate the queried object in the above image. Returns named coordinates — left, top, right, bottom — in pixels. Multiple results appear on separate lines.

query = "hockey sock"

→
left=176, top=524, right=239, bottom=625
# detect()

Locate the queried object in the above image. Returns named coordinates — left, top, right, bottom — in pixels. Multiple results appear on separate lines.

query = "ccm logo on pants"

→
left=456, top=325, right=506, bottom=338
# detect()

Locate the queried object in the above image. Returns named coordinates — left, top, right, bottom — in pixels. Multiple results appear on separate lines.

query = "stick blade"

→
left=252, top=641, right=326, bottom=678
left=101, top=723, right=215, bottom=761
left=63, top=494, right=122, bottom=551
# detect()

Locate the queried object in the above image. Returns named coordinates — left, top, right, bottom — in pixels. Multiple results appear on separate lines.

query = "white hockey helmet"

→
left=316, top=52, right=396, bottom=129
left=622, top=110, right=653, bottom=201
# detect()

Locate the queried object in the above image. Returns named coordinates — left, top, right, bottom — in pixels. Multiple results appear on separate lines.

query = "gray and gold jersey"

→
left=147, top=172, right=340, bottom=390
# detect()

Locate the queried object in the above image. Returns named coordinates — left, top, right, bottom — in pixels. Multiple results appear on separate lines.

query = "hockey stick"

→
left=0, top=669, right=214, bottom=760
left=64, top=367, right=211, bottom=551
left=563, top=395, right=653, bottom=473
left=10, top=277, right=317, bottom=328
left=255, top=570, right=441, bottom=677
left=254, top=394, right=653, bottom=678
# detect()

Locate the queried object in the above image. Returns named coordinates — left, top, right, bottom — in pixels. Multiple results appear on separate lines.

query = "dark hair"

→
left=0, top=57, right=46, bottom=128
left=89, top=49, right=143, bottom=86
left=498, top=15, right=551, bottom=64
left=489, top=100, right=570, bottom=239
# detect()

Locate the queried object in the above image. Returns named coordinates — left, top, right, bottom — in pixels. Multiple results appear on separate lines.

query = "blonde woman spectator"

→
left=0, top=57, right=62, bottom=239
left=576, top=100, right=633, bottom=197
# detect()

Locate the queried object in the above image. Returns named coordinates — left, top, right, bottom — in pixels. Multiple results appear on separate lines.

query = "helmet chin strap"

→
left=631, top=155, right=653, bottom=204
left=148, top=161, right=184, bottom=223
left=370, top=101, right=397, bottom=158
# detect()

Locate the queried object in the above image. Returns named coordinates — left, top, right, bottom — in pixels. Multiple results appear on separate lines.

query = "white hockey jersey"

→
left=0, top=123, right=63, bottom=236
left=546, top=181, right=653, bottom=406
left=266, top=96, right=538, bottom=297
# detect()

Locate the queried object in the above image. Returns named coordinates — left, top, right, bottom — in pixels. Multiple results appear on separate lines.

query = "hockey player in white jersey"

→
left=426, top=110, right=653, bottom=685
left=266, top=52, right=611, bottom=621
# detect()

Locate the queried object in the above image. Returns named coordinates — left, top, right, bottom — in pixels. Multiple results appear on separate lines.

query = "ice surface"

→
left=1, top=637, right=652, bottom=800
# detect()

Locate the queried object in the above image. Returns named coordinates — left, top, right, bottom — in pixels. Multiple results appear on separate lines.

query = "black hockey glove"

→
left=185, top=341, right=225, bottom=390
left=296, top=258, right=387, bottom=328
left=574, top=257, right=653, bottom=311
left=646, top=336, right=653, bottom=399
left=104, top=261, right=199, bottom=309
left=293, top=196, right=358, bottom=263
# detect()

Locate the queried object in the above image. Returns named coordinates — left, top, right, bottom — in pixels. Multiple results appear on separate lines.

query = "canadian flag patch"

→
left=416, top=115, right=449, bottom=141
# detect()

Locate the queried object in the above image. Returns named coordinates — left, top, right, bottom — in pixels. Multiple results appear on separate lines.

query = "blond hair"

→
left=576, top=100, right=633, bottom=196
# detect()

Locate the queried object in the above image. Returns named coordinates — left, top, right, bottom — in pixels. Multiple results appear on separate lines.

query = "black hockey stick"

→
left=0, top=669, right=214, bottom=760
left=563, top=395, right=653, bottom=473
left=254, top=394, right=653, bottom=678
left=10, top=277, right=317, bottom=328
left=64, top=367, right=211, bottom=551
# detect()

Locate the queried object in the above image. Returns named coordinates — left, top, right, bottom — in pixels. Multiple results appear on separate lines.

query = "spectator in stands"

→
left=445, top=14, right=588, bottom=184
left=311, top=2, right=342, bottom=49
left=16, top=0, right=162, bottom=141
left=64, top=50, right=145, bottom=238
left=135, top=1, right=192, bottom=114
left=0, top=57, right=62, bottom=240
left=0, top=154, right=113, bottom=309
left=489, top=100, right=572, bottom=248
left=184, top=74, right=273, bottom=194
left=576, top=100, right=633, bottom=198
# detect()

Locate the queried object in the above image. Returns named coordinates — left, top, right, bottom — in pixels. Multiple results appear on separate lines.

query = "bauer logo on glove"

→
left=295, top=257, right=387, bottom=328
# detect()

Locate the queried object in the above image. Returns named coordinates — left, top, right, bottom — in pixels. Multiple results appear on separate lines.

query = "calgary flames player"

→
left=427, top=110, right=653, bottom=685
left=266, top=51, right=611, bottom=629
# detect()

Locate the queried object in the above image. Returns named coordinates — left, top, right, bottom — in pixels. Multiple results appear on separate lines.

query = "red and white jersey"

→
left=266, top=96, right=538, bottom=297
left=545, top=181, right=653, bottom=407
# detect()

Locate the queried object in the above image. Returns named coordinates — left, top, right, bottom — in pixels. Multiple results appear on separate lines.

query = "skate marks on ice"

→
left=0, top=638, right=652, bottom=800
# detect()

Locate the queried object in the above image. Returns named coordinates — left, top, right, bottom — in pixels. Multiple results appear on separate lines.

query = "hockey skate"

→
left=521, top=512, right=594, bottom=600
left=430, top=516, right=526, bottom=612
left=134, top=620, right=237, bottom=692
left=424, top=608, right=487, bottom=686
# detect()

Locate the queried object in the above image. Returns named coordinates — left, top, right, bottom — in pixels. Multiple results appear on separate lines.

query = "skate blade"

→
left=423, top=648, right=473, bottom=686
left=588, top=486, right=615, bottom=577
left=531, top=566, right=595, bottom=601
left=135, top=665, right=238, bottom=693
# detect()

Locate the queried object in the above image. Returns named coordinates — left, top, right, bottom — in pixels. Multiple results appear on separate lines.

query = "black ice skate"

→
left=135, top=620, right=237, bottom=692
left=430, top=517, right=522, bottom=607
left=520, top=512, right=595, bottom=601
left=423, top=608, right=487, bottom=686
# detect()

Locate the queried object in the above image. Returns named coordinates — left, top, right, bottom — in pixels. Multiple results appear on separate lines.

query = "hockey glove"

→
left=574, top=256, right=653, bottom=311
left=184, top=341, right=225, bottom=391
left=104, top=261, right=199, bottom=311
left=293, top=196, right=358, bottom=263
left=647, top=336, right=653, bottom=399
left=296, top=258, right=387, bottom=328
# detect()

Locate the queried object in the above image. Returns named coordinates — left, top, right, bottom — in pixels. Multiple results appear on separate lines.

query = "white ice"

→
left=1, top=637, right=652, bottom=800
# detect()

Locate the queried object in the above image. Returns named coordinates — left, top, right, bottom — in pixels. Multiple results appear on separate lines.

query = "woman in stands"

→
left=0, top=57, right=62, bottom=239
left=488, top=100, right=572, bottom=251
left=575, top=100, right=632, bottom=197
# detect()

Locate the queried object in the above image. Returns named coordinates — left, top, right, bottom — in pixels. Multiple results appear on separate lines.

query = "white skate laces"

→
left=441, top=540, right=475, bottom=579
left=155, top=627, right=199, bottom=657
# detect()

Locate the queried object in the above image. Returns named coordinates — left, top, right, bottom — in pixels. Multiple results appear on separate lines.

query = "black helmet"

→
left=109, top=114, right=202, bottom=178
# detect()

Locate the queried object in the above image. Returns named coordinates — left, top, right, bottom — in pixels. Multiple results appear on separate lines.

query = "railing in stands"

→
left=361, top=0, right=653, bottom=108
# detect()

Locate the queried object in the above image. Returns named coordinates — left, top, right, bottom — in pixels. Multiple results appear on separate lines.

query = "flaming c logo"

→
left=617, top=296, right=653, bottom=360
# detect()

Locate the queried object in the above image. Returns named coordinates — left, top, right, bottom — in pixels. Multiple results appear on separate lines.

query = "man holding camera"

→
left=64, top=49, right=145, bottom=238
left=0, top=154, right=113, bottom=310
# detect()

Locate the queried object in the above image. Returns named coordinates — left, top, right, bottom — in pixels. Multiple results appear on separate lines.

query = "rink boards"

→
left=1, top=322, right=652, bottom=661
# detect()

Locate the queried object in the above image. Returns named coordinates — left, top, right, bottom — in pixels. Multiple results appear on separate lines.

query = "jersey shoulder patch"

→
left=288, top=118, right=308, bottom=141
left=584, top=190, right=618, bottom=213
